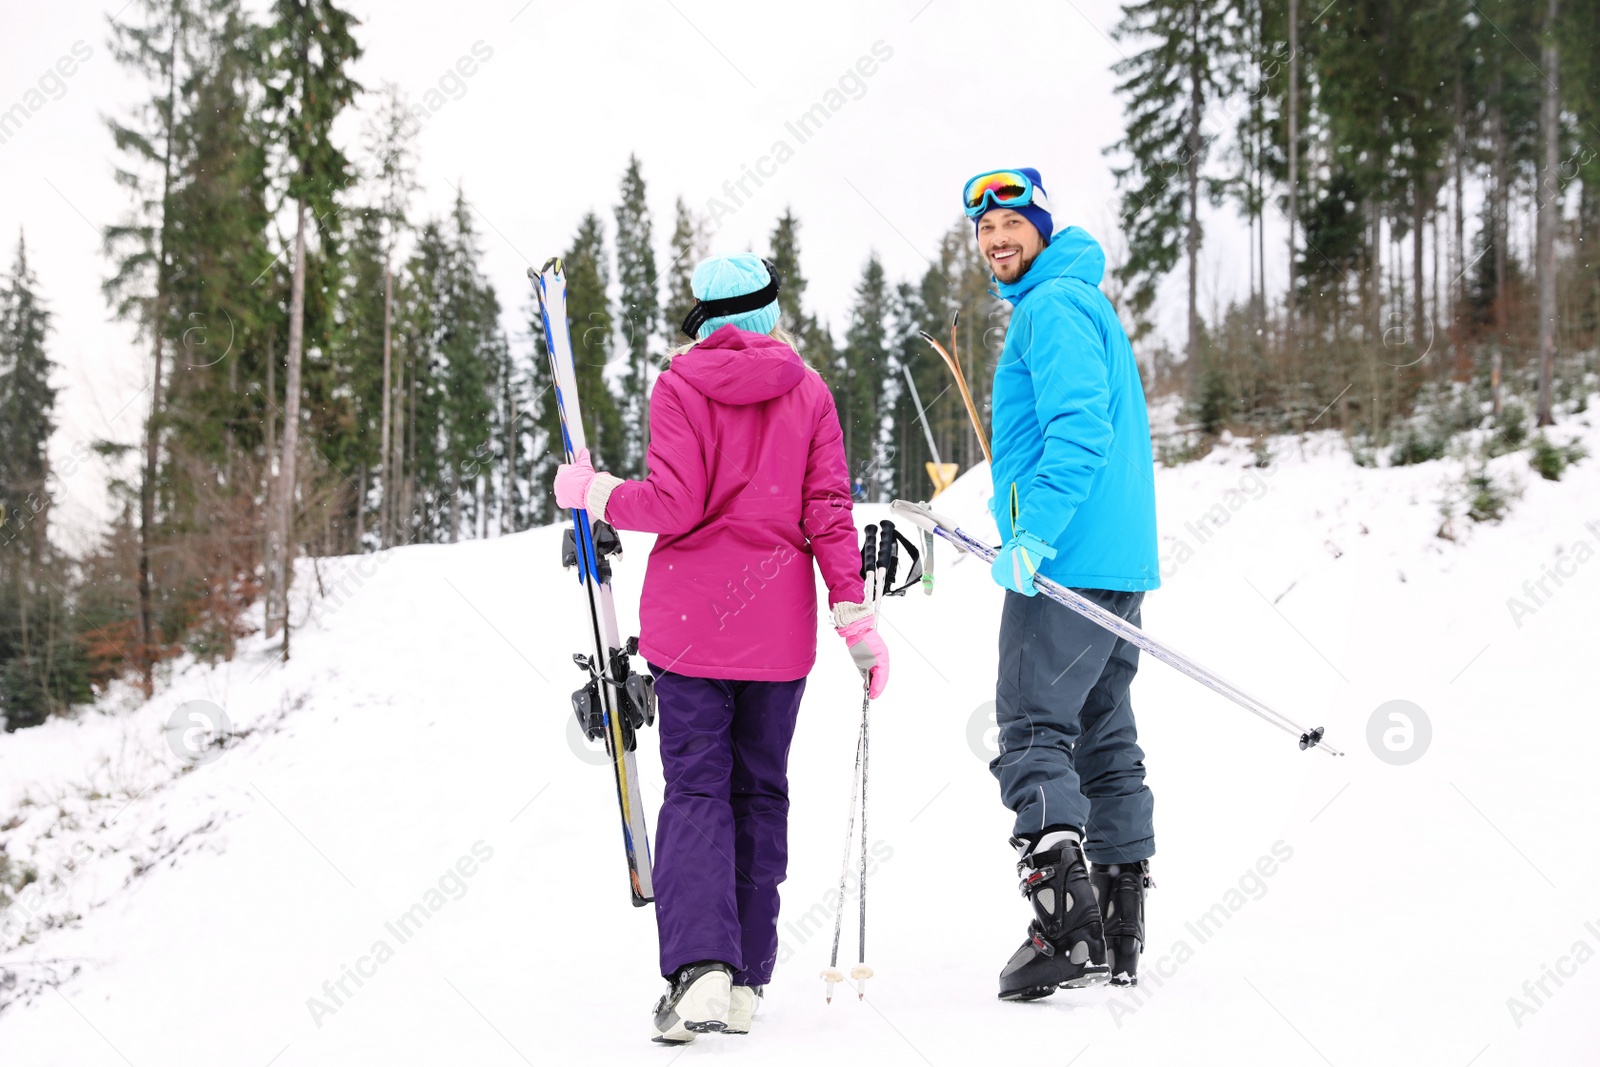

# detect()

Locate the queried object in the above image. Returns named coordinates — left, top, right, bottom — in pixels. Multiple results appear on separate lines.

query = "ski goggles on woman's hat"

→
left=961, top=169, right=1051, bottom=218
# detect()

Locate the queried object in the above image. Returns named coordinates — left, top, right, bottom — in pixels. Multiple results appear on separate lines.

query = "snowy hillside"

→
left=3, top=410, right=1599, bottom=1067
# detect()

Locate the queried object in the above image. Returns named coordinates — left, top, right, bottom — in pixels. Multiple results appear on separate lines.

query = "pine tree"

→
left=0, top=236, right=56, bottom=543
left=663, top=197, right=708, bottom=346
left=613, top=155, right=659, bottom=476
left=1565, top=0, right=1600, bottom=366
left=439, top=189, right=501, bottom=541
left=360, top=84, right=418, bottom=546
left=887, top=280, right=931, bottom=501
left=328, top=208, right=388, bottom=547
left=261, top=0, right=362, bottom=647
left=562, top=212, right=623, bottom=469
left=388, top=197, right=508, bottom=543
left=768, top=208, right=808, bottom=336
left=0, top=236, right=89, bottom=729
left=839, top=255, right=892, bottom=499
left=523, top=292, right=562, bottom=525
left=103, top=0, right=200, bottom=693
left=1534, top=0, right=1560, bottom=425
left=1108, top=0, right=1235, bottom=366
left=767, top=207, right=840, bottom=385
left=1315, top=0, right=1460, bottom=413
left=157, top=8, right=280, bottom=659
left=395, top=220, right=447, bottom=543
left=916, top=220, right=1006, bottom=473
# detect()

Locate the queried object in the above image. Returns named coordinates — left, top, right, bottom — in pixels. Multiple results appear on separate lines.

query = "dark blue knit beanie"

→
left=972, top=166, right=1054, bottom=242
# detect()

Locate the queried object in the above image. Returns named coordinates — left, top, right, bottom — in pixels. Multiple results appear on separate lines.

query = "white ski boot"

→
left=650, top=961, right=732, bottom=1044
left=725, top=984, right=763, bottom=1034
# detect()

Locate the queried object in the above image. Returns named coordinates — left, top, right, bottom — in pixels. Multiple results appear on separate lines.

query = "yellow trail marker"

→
left=926, top=461, right=959, bottom=497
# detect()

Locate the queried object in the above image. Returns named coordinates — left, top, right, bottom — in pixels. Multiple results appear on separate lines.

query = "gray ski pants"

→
left=992, top=588, right=1155, bottom=864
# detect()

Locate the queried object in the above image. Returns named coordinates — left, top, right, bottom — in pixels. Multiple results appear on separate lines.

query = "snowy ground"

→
left=3, top=407, right=1599, bottom=1066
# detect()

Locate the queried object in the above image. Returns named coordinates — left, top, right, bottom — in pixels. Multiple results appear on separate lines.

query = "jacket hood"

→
left=996, top=225, right=1106, bottom=303
left=670, top=324, right=807, bottom=404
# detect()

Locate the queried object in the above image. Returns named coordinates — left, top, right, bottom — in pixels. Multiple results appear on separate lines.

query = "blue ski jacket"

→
left=988, top=226, right=1160, bottom=592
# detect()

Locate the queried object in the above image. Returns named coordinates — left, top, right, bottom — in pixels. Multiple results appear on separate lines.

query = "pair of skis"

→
left=531, top=260, right=656, bottom=905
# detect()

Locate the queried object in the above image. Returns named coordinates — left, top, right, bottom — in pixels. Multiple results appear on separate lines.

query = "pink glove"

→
left=837, top=617, right=890, bottom=699
left=553, top=448, right=596, bottom=510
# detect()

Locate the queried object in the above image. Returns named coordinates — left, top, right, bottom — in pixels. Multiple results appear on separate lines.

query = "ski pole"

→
left=852, top=689, right=872, bottom=1000
left=889, top=500, right=1344, bottom=757
left=822, top=712, right=865, bottom=1003
left=825, top=523, right=899, bottom=1002
left=849, top=524, right=900, bottom=1000
left=902, top=365, right=944, bottom=470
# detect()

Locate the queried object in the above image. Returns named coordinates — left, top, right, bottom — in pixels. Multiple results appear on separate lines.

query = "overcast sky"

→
left=2, top=0, right=1264, bottom=547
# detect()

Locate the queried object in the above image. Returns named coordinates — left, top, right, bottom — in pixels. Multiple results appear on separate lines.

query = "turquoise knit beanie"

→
left=690, top=253, right=780, bottom=340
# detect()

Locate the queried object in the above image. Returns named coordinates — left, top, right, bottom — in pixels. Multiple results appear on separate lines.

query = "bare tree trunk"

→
left=1370, top=201, right=1384, bottom=435
left=264, top=328, right=275, bottom=578
left=405, top=354, right=417, bottom=541
left=1491, top=68, right=1507, bottom=416
left=1287, top=0, right=1299, bottom=420
left=391, top=349, right=406, bottom=543
left=1453, top=74, right=1466, bottom=379
left=379, top=260, right=392, bottom=547
left=503, top=375, right=516, bottom=535
left=1440, top=207, right=1452, bottom=383
left=139, top=294, right=167, bottom=694
left=136, top=13, right=183, bottom=697
left=449, top=473, right=459, bottom=543
left=267, top=199, right=309, bottom=647
left=1412, top=177, right=1427, bottom=396
left=1536, top=0, right=1561, bottom=425
left=354, top=465, right=366, bottom=549
left=1186, top=3, right=1202, bottom=374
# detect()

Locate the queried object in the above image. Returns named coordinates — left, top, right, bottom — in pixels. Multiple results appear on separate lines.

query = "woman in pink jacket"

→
left=552, top=253, right=889, bottom=1043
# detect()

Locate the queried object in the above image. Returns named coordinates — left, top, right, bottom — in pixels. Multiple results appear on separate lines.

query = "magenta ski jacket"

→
left=603, top=324, right=864, bottom=681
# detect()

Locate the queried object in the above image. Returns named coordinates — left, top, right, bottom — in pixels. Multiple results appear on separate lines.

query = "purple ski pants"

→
left=651, top=667, right=806, bottom=986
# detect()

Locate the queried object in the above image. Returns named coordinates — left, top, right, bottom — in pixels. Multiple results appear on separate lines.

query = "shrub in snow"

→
left=1466, top=465, right=1515, bottom=524
left=1529, top=434, right=1588, bottom=482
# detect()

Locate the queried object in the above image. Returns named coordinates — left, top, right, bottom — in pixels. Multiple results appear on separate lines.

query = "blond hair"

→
left=664, top=324, right=808, bottom=366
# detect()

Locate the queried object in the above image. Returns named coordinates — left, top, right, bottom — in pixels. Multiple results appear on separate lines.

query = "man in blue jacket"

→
left=963, top=168, right=1160, bottom=1001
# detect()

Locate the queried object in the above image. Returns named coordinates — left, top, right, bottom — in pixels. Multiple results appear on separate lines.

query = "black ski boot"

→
left=1091, top=859, right=1153, bottom=986
left=998, top=829, right=1109, bottom=1001
left=651, top=960, right=732, bottom=1044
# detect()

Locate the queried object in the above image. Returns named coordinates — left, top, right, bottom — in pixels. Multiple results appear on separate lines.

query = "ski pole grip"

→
left=879, top=520, right=899, bottom=589
left=861, top=524, right=878, bottom=581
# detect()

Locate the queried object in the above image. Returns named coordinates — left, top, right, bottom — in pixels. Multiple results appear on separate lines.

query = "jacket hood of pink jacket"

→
left=671, top=324, right=806, bottom=405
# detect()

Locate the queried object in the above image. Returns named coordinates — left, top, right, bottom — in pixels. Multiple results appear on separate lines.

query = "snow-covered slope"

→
left=3, top=411, right=1599, bottom=1067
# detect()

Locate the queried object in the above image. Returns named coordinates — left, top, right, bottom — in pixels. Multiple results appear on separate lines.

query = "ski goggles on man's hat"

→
left=961, top=169, right=1051, bottom=218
